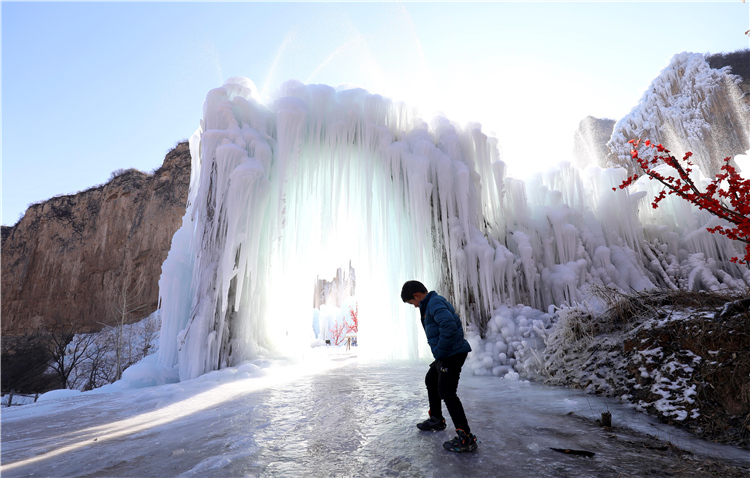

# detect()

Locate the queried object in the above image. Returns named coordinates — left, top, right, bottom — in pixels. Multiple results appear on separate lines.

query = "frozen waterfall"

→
left=157, top=77, right=749, bottom=381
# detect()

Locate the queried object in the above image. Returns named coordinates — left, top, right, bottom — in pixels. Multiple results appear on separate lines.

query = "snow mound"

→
left=37, top=389, right=82, bottom=402
left=466, top=304, right=554, bottom=379
left=91, top=354, right=179, bottom=394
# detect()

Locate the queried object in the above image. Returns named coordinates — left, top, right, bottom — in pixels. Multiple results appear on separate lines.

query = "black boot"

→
left=416, top=415, right=446, bottom=431
left=443, top=429, right=477, bottom=452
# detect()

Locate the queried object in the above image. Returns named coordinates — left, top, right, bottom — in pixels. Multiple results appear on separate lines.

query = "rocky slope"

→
left=707, top=49, right=750, bottom=103
left=571, top=116, right=616, bottom=169
left=541, top=289, right=750, bottom=449
left=1, top=142, right=191, bottom=335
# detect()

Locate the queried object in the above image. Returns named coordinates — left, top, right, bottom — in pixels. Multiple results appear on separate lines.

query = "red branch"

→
left=613, top=139, right=750, bottom=264
left=346, top=302, right=358, bottom=334
left=328, top=302, right=359, bottom=346
left=328, top=321, right=346, bottom=346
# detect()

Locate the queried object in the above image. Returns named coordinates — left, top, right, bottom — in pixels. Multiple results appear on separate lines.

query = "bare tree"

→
left=45, top=318, right=95, bottom=389
left=1, top=334, right=57, bottom=393
left=108, top=262, right=151, bottom=381
left=80, top=342, right=111, bottom=391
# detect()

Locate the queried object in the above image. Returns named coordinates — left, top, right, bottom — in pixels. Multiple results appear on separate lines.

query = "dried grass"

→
left=589, top=284, right=749, bottom=329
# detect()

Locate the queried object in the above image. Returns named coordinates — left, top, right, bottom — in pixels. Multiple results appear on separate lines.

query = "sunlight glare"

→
left=0, top=359, right=351, bottom=472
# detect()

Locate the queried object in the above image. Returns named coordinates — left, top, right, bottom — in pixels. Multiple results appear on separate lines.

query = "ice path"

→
left=2, top=358, right=749, bottom=477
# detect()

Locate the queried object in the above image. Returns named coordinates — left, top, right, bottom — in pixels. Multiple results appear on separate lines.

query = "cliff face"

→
left=1, top=142, right=191, bottom=335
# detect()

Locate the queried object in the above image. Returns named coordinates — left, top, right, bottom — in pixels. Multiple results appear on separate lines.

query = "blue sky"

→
left=3, top=1, right=749, bottom=226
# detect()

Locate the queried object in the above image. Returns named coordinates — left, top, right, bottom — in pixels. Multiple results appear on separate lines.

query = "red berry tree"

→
left=614, top=139, right=750, bottom=265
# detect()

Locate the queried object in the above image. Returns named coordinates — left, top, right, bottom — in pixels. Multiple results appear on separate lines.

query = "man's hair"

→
left=401, top=280, right=428, bottom=302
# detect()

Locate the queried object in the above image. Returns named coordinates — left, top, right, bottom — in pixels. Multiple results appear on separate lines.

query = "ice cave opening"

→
left=157, top=78, right=468, bottom=380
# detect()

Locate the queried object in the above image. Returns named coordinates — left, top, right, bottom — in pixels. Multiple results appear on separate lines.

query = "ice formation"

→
left=158, top=76, right=749, bottom=381
left=572, top=116, right=615, bottom=170
left=608, top=52, right=750, bottom=176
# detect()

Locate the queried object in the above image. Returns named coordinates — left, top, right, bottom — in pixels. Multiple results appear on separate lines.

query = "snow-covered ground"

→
left=2, top=350, right=749, bottom=477
left=542, top=293, right=750, bottom=448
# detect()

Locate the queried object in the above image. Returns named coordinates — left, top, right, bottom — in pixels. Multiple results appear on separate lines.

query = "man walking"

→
left=401, top=280, right=477, bottom=452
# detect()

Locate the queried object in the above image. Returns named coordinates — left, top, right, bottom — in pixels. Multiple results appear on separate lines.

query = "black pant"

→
left=425, top=352, right=470, bottom=433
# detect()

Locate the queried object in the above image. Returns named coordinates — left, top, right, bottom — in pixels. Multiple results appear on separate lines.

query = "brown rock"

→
left=1, top=142, right=191, bottom=335
left=707, top=49, right=750, bottom=108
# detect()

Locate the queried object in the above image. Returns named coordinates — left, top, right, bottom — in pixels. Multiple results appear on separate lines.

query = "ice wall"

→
left=158, top=77, right=749, bottom=380
left=607, top=52, right=750, bottom=177
left=158, top=78, right=496, bottom=379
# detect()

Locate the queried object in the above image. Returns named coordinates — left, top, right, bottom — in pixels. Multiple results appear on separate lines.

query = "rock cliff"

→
left=706, top=49, right=750, bottom=103
left=1, top=142, right=191, bottom=335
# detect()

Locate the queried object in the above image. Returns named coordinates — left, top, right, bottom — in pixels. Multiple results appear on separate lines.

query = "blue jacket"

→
left=419, top=291, right=472, bottom=360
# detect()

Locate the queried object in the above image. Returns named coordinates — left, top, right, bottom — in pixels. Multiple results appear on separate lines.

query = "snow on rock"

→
left=641, top=350, right=701, bottom=421
left=607, top=52, right=750, bottom=177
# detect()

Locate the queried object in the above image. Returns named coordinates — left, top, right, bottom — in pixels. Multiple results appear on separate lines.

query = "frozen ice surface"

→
left=2, top=356, right=748, bottom=477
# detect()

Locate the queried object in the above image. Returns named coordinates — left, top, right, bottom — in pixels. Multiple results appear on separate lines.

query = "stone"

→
left=1, top=142, right=191, bottom=335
